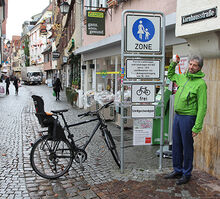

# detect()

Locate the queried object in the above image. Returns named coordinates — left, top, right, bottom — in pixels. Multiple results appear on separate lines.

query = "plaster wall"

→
left=173, top=45, right=220, bottom=179
left=176, top=0, right=220, bottom=37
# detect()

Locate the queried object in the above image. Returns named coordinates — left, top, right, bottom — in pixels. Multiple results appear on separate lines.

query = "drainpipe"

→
left=81, top=0, right=84, bottom=45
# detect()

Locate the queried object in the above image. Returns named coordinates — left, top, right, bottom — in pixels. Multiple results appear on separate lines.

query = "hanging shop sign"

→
left=126, top=15, right=161, bottom=52
left=131, top=105, right=155, bottom=118
left=52, top=51, right=60, bottom=59
left=40, top=20, right=47, bottom=35
left=131, top=84, right=155, bottom=103
left=126, top=59, right=160, bottom=79
left=86, top=10, right=105, bottom=36
left=63, top=56, right=68, bottom=63
left=182, top=7, right=217, bottom=25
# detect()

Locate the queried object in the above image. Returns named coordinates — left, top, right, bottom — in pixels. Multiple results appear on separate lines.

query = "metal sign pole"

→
left=121, top=10, right=165, bottom=171
left=159, top=14, right=165, bottom=170
left=120, top=14, right=125, bottom=173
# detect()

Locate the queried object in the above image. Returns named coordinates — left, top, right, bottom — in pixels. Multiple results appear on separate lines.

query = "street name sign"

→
left=126, top=59, right=160, bottom=79
left=131, top=84, right=155, bottom=103
left=131, top=105, right=155, bottom=118
left=126, top=15, right=161, bottom=52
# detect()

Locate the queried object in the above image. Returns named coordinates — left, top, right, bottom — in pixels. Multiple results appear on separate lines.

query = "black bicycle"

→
left=30, top=95, right=120, bottom=179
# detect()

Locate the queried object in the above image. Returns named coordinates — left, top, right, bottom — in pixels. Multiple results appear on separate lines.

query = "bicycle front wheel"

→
left=103, top=129, right=120, bottom=168
left=30, top=135, right=74, bottom=179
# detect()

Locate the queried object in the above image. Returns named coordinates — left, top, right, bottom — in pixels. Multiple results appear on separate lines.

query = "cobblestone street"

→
left=0, top=84, right=219, bottom=199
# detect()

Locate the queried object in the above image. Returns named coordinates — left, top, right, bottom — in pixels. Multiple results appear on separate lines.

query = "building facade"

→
left=174, top=0, right=220, bottom=179
left=0, top=0, right=6, bottom=74
left=74, top=0, right=219, bottom=178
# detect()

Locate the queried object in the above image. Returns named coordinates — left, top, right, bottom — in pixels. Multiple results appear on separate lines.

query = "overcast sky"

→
left=6, top=0, right=51, bottom=40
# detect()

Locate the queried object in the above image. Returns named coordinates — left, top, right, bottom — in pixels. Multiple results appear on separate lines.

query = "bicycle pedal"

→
left=80, top=165, right=85, bottom=171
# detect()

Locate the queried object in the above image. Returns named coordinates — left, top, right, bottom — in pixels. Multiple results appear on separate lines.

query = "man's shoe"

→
left=176, top=175, right=190, bottom=185
left=164, top=171, right=182, bottom=179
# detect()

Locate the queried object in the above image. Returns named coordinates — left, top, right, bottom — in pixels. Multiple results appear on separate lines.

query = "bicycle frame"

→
left=59, top=113, right=106, bottom=151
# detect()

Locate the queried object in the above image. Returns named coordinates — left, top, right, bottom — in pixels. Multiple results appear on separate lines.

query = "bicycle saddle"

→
left=51, top=109, right=68, bottom=113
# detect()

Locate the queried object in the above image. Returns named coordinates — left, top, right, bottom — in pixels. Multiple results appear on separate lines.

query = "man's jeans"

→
left=172, top=114, right=196, bottom=177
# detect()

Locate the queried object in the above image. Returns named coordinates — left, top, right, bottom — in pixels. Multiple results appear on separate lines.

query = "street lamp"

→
left=60, top=0, right=70, bottom=15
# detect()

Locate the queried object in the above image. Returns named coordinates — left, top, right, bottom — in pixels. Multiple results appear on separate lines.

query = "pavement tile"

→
left=0, top=85, right=219, bottom=199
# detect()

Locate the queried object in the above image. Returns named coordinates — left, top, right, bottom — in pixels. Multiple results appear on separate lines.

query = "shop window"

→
left=96, top=56, right=121, bottom=94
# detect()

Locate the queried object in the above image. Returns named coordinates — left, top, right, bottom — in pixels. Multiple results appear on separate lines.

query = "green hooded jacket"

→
left=168, top=62, right=207, bottom=133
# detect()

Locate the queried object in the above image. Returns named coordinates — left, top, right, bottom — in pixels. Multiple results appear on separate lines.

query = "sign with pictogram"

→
left=131, top=84, right=155, bottom=103
left=126, top=15, right=161, bottom=52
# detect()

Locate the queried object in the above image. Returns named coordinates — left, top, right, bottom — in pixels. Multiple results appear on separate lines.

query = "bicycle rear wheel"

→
left=30, top=135, right=74, bottom=179
left=103, top=129, right=120, bottom=168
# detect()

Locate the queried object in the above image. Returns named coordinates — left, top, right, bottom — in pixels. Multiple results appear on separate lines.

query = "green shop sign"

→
left=87, top=10, right=105, bottom=36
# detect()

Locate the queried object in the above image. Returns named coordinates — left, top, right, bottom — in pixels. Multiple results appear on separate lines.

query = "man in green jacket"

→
left=164, top=55, right=207, bottom=185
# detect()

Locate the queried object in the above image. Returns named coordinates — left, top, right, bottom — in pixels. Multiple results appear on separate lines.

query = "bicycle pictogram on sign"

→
left=136, top=86, right=151, bottom=96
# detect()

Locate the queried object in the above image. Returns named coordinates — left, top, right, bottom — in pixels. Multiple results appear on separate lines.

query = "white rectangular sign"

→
left=175, top=56, right=189, bottom=74
left=126, top=15, right=161, bottom=52
left=132, top=84, right=155, bottom=103
left=133, top=119, right=153, bottom=145
left=126, top=59, right=160, bottom=79
left=131, top=105, right=155, bottom=118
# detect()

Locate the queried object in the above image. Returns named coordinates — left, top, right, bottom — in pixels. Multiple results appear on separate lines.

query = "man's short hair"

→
left=189, top=55, right=204, bottom=68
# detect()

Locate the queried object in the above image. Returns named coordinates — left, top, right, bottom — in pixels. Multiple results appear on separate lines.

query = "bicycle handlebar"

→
left=103, top=100, right=114, bottom=108
left=77, top=100, right=114, bottom=118
left=78, top=111, right=91, bottom=117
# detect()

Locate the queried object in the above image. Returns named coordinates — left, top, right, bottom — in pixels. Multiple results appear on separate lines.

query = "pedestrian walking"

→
left=53, top=78, right=62, bottom=100
left=13, top=76, right=20, bottom=95
left=0, top=78, right=5, bottom=97
left=164, top=55, right=207, bottom=185
left=5, top=76, right=10, bottom=95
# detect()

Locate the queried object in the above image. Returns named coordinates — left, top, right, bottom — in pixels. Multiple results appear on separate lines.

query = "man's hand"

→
left=192, top=132, right=198, bottom=137
left=172, top=54, right=180, bottom=63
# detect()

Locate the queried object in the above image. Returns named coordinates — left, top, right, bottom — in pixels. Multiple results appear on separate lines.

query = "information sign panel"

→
left=133, top=119, right=153, bottom=145
left=131, top=105, right=155, bottom=118
left=131, top=84, right=155, bottom=103
left=126, top=59, right=160, bottom=79
left=126, top=15, right=161, bottom=52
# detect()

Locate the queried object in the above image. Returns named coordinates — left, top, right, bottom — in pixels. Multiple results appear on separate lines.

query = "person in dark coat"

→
left=13, top=76, right=20, bottom=95
left=5, top=76, right=10, bottom=95
left=53, top=78, right=62, bottom=100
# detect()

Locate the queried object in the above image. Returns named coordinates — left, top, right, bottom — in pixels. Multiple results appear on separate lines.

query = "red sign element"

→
left=145, top=137, right=151, bottom=144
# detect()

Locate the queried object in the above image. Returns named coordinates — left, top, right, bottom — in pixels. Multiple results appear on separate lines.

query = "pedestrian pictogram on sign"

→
left=126, top=15, right=161, bottom=52
left=132, top=18, right=155, bottom=42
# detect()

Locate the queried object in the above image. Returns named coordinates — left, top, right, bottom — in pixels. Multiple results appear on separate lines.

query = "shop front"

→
left=75, top=12, right=185, bottom=110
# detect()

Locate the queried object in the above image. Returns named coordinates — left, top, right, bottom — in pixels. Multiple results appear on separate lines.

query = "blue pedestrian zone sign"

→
left=126, top=15, right=161, bottom=52
left=132, top=18, right=155, bottom=42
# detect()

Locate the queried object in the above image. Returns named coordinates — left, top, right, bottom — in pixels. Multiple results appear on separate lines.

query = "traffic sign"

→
left=126, top=59, right=160, bottom=79
left=132, top=84, right=155, bottom=103
left=126, top=15, right=161, bottom=52
left=131, top=105, right=155, bottom=118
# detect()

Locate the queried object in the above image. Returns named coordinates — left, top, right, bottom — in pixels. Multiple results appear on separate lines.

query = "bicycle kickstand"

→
left=78, top=154, right=85, bottom=171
